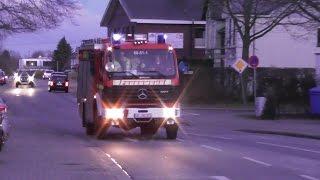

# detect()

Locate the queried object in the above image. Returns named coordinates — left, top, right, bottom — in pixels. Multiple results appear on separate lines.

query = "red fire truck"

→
left=77, top=34, right=181, bottom=139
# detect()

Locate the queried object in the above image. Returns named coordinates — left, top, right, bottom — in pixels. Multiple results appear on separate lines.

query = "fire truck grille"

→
left=102, top=86, right=180, bottom=105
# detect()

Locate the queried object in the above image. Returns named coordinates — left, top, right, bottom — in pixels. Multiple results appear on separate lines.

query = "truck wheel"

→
left=86, top=123, right=95, bottom=135
left=15, top=83, right=19, bottom=88
left=166, top=124, right=178, bottom=140
left=93, top=105, right=109, bottom=139
left=65, top=89, right=68, bottom=93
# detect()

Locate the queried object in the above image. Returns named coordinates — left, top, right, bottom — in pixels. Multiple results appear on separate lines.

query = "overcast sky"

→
left=2, top=0, right=109, bottom=58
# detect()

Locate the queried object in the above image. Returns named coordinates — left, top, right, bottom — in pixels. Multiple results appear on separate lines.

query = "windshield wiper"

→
left=142, top=71, right=166, bottom=78
left=112, top=71, right=139, bottom=79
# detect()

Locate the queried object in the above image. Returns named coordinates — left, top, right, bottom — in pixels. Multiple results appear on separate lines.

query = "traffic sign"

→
left=249, top=55, right=259, bottom=68
left=232, top=58, right=248, bottom=74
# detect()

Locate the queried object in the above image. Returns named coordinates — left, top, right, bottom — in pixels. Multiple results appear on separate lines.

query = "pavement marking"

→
left=300, top=175, right=320, bottom=180
left=210, top=176, right=231, bottom=180
left=257, top=142, right=320, bottom=154
left=177, top=138, right=185, bottom=142
left=124, top=138, right=138, bottom=143
left=243, top=157, right=271, bottom=167
left=201, top=145, right=223, bottom=152
left=189, top=133, right=233, bottom=140
left=94, top=147, right=133, bottom=179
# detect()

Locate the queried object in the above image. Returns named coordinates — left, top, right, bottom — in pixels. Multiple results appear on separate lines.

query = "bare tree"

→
left=206, top=0, right=305, bottom=104
left=0, top=0, right=80, bottom=38
left=294, top=0, right=320, bottom=23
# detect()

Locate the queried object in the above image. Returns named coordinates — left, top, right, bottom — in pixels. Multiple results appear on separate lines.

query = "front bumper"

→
left=102, top=107, right=180, bottom=124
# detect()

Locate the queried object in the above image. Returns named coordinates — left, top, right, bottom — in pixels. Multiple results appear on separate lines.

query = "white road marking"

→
left=189, top=133, right=233, bottom=140
left=243, top=157, right=271, bottom=167
left=183, top=112, right=200, bottom=116
left=210, top=176, right=231, bottom=180
left=257, top=142, right=320, bottom=154
left=124, top=138, right=138, bottom=143
left=300, top=175, right=320, bottom=180
left=177, top=138, right=185, bottom=142
left=94, top=147, right=132, bottom=179
left=201, top=145, right=223, bottom=152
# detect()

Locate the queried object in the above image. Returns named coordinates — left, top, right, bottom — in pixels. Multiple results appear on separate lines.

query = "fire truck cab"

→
left=77, top=34, right=181, bottom=139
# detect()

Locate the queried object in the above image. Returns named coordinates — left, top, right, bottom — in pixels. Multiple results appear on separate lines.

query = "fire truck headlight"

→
left=163, top=108, right=177, bottom=118
left=105, top=108, right=124, bottom=119
left=168, top=46, right=173, bottom=51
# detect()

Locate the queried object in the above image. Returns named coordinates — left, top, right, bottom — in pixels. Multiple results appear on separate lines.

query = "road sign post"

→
left=249, top=55, right=260, bottom=105
left=232, top=59, right=248, bottom=104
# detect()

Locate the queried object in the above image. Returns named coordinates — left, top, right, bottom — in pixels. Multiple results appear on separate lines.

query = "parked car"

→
left=0, top=97, right=8, bottom=151
left=42, top=70, right=54, bottom=79
left=15, top=71, right=35, bottom=88
left=0, top=71, right=7, bottom=85
left=48, top=74, right=69, bottom=93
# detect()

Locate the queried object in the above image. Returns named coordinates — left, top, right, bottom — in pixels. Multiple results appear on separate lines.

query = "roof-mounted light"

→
left=164, top=34, right=168, bottom=40
left=112, top=34, right=122, bottom=41
left=134, top=34, right=148, bottom=41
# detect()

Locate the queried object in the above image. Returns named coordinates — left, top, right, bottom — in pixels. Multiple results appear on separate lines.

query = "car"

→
left=42, top=70, right=54, bottom=79
left=0, top=71, right=7, bottom=85
left=48, top=74, right=69, bottom=93
left=15, top=71, right=35, bottom=88
left=0, top=97, right=8, bottom=151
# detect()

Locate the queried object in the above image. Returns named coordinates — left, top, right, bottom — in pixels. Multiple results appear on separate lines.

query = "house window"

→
left=317, top=28, right=320, bottom=47
left=194, top=27, right=205, bottom=48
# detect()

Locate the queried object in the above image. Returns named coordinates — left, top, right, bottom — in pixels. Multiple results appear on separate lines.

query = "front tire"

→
left=166, top=124, right=178, bottom=140
left=86, top=123, right=95, bottom=135
left=15, top=83, right=19, bottom=88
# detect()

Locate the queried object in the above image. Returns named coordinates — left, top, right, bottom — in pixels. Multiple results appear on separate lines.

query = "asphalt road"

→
left=0, top=79, right=319, bottom=180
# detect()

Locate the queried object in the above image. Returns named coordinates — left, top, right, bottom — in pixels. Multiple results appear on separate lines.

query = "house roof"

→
left=101, top=0, right=207, bottom=27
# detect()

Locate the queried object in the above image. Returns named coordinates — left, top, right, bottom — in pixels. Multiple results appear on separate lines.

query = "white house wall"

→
left=224, top=16, right=317, bottom=69
left=254, top=24, right=317, bottom=68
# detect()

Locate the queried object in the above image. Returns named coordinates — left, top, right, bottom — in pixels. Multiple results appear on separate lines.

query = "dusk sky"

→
left=2, top=0, right=110, bottom=57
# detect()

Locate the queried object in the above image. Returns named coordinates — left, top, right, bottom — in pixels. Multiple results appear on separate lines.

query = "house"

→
left=100, top=0, right=207, bottom=60
left=19, top=56, right=52, bottom=70
left=207, top=3, right=319, bottom=69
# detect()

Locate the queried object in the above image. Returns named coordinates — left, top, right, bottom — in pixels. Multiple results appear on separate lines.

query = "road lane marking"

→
left=189, top=133, right=233, bottom=140
left=300, top=175, right=320, bottom=180
left=177, top=138, right=185, bottom=142
left=243, top=157, right=271, bottom=167
left=257, top=142, right=320, bottom=154
left=201, top=145, right=223, bottom=152
left=94, top=147, right=133, bottom=179
left=210, top=176, right=231, bottom=180
left=124, top=138, right=138, bottom=143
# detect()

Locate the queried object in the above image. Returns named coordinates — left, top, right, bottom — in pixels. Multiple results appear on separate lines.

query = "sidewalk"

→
left=233, top=112, right=320, bottom=140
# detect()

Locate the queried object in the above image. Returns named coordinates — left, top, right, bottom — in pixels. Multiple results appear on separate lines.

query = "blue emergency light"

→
left=157, top=34, right=166, bottom=44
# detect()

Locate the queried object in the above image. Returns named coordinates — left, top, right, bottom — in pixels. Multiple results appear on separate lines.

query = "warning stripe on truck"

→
left=113, top=79, right=172, bottom=86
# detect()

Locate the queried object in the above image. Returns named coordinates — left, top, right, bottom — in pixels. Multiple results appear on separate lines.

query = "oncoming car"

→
left=15, top=71, right=35, bottom=88
left=42, top=70, right=54, bottom=79
left=48, top=74, right=69, bottom=93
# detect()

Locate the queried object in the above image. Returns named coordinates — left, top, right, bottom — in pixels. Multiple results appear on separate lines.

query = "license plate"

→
left=57, top=82, right=62, bottom=85
left=134, top=113, right=152, bottom=118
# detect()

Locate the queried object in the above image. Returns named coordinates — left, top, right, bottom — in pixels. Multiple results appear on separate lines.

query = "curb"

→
left=182, top=106, right=254, bottom=112
left=238, top=129, right=320, bottom=140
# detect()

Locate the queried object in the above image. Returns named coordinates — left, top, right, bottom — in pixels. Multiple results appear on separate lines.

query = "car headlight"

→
left=29, top=76, right=34, bottom=81
left=163, top=108, right=177, bottom=118
left=105, top=108, right=124, bottom=119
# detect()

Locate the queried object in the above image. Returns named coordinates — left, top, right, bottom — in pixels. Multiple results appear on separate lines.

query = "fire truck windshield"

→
left=110, top=49, right=176, bottom=79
